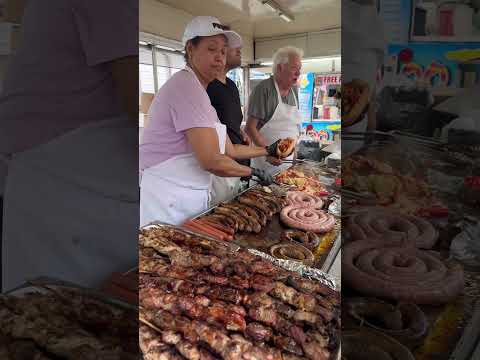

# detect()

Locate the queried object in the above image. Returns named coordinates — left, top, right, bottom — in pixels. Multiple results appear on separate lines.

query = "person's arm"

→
left=225, top=137, right=267, bottom=160
left=245, top=116, right=282, bottom=166
left=186, top=128, right=252, bottom=178
left=110, top=55, right=139, bottom=123
left=245, top=116, right=268, bottom=147
left=240, top=127, right=251, bottom=145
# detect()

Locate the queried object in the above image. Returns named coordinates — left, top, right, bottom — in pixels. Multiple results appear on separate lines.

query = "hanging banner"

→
left=298, top=72, right=315, bottom=123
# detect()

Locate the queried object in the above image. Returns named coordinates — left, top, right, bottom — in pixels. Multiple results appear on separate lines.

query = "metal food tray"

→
left=141, top=222, right=338, bottom=291
left=140, top=222, right=340, bottom=360
left=192, top=164, right=341, bottom=274
left=6, top=276, right=138, bottom=312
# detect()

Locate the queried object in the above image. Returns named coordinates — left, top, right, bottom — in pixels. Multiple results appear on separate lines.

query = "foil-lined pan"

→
left=247, top=249, right=338, bottom=291
left=140, top=222, right=338, bottom=292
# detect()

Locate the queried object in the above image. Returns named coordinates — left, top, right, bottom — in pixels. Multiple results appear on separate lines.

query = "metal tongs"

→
left=281, top=147, right=306, bottom=164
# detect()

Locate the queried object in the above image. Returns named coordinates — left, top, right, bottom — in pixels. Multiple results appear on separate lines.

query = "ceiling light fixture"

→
left=261, top=0, right=295, bottom=22
left=279, top=13, right=293, bottom=22
left=155, top=45, right=177, bottom=52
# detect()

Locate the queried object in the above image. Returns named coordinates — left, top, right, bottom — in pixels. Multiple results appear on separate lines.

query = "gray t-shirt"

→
left=247, top=77, right=299, bottom=129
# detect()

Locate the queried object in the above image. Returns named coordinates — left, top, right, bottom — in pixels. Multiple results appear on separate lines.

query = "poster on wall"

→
left=302, top=121, right=341, bottom=142
left=298, top=72, right=315, bottom=123
left=388, top=43, right=480, bottom=89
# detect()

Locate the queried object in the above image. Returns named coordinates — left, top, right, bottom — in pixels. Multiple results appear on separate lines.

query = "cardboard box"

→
left=0, top=22, right=20, bottom=55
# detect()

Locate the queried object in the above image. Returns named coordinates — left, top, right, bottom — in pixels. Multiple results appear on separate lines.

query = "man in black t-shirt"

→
left=207, top=44, right=251, bottom=205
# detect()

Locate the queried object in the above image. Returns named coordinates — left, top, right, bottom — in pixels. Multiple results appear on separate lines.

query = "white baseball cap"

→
left=182, top=16, right=242, bottom=48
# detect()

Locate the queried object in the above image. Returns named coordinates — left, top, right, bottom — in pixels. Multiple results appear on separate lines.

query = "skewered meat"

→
left=301, top=337, right=330, bottom=360
left=229, top=275, right=250, bottom=290
left=250, top=274, right=276, bottom=292
left=273, top=336, right=304, bottom=356
left=270, top=282, right=317, bottom=312
left=293, top=310, right=319, bottom=325
left=142, top=288, right=247, bottom=332
left=140, top=326, right=181, bottom=360
left=139, top=227, right=340, bottom=359
left=245, top=322, right=273, bottom=342
left=248, top=306, right=278, bottom=327
left=286, top=275, right=339, bottom=304
left=249, top=260, right=280, bottom=277
left=0, top=293, right=136, bottom=360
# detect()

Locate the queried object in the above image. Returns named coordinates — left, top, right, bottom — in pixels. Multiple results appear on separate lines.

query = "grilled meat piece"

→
left=245, top=322, right=273, bottom=342
left=270, top=282, right=317, bottom=312
left=229, top=276, right=250, bottom=290
left=249, top=260, right=279, bottom=277
left=238, top=194, right=273, bottom=217
left=140, top=325, right=177, bottom=360
left=250, top=274, right=276, bottom=292
left=273, top=336, right=303, bottom=356
left=248, top=306, right=278, bottom=327
left=214, top=207, right=250, bottom=232
left=293, top=310, right=319, bottom=326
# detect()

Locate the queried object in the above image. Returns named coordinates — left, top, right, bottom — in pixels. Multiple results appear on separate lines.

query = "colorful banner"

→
left=298, top=72, right=315, bottom=123
left=388, top=43, right=480, bottom=88
left=302, top=121, right=341, bottom=142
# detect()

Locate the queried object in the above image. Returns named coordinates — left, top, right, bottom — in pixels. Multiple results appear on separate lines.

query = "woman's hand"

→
left=251, top=168, right=274, bottom=186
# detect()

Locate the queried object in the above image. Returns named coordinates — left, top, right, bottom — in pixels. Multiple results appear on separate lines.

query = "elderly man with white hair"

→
left=246, top=46, right=303, bottom=176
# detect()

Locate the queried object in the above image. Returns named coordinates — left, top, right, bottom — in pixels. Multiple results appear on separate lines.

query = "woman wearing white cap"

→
left=140, top=16, right=286, bottom=226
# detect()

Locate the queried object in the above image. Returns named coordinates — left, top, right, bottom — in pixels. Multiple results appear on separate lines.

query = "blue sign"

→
left=298, top=72, right=315, bottom=123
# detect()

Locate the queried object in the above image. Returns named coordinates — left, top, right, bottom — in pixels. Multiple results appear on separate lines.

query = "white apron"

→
left=140, top=122, right=227, bottom=227
left=210, top=175, right=242, bottom=206
left=2, top=116, right=138, bottom=292
left=342, top=0, right=385, bottom=155
left=250, top=79, right=302, bottom=176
